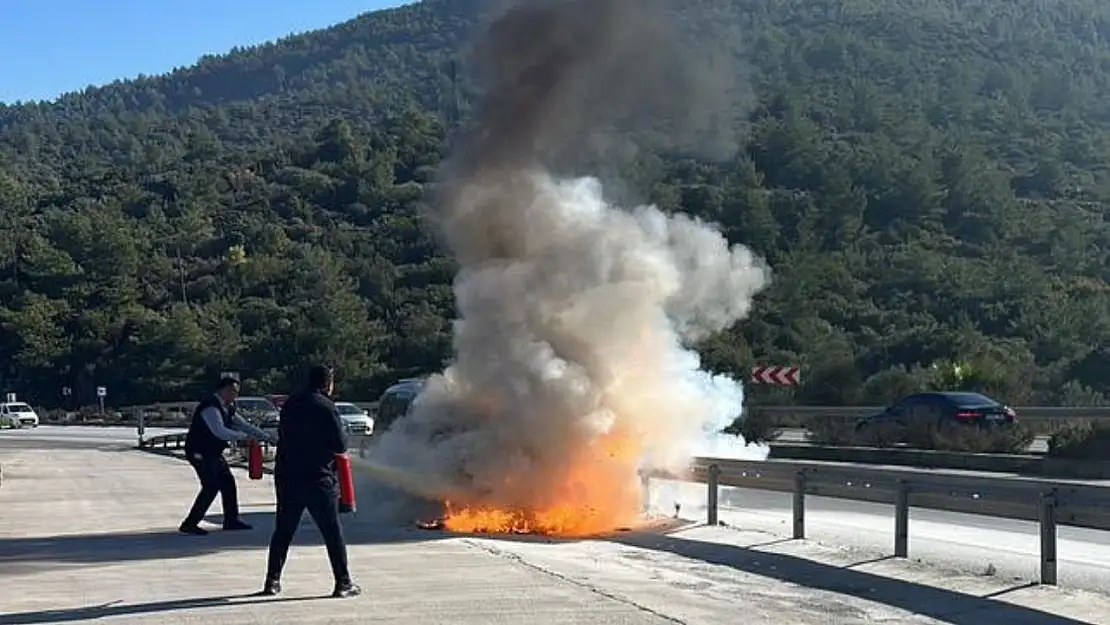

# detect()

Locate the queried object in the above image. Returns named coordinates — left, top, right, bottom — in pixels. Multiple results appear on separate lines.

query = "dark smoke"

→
left=443, top=0, right=742, bottom=182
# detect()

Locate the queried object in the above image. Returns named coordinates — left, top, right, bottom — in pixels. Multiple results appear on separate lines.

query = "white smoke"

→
left=367, top=168, right=770, bottom=518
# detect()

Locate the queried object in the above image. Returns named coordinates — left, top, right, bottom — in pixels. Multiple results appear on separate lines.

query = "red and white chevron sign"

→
left=750, top=366, right=801, bottom=385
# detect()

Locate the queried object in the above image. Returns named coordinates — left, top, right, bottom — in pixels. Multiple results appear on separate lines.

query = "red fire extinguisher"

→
left=336, top=453, right=357, bottom=514
left=247, top=440, right=264, bottom=480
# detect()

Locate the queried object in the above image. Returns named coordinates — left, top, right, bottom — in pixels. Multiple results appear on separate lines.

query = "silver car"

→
left=335, top=402, right=374, bottom=435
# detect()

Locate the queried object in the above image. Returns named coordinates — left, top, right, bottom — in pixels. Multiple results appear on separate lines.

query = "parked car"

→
left=235, top=396, right=281, bottom=431
left=374, top=377, right=426, bottom=435
left=856, top=391, right=1017, bottom=433
left=335, top=402, right=374, bottom=435
left=0, top=402, right=40, bottom=428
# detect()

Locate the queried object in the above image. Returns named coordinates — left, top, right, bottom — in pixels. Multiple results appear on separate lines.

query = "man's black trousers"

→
left=265, top=477, right=351, bottom=585
left=182, top=451, right=240, bottom=527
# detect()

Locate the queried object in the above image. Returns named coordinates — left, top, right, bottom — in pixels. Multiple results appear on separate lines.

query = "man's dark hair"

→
left=307, top=365, right=334, bottom=391
left=216, top=376, right=240, bottom=391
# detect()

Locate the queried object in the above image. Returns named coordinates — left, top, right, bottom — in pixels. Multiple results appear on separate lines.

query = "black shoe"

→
left=223, top=520, right=253, bottom=531
left=178, top=523, right=208, bottom=536
left=259, top=579, right=282, bottom=596
left=332, top=582, right=361, bottom=598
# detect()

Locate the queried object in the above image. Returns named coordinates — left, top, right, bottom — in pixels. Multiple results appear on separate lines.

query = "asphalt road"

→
left=4, top=426, right=1110, bottom=604
left=774, top=427, right=1051, bottom=453
left=8, top=447, right=1104, bottom=623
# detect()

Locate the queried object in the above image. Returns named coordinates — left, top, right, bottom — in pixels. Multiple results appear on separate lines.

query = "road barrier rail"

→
left=648, top=457, right=1110, bottom=586
left=138, top=431, right=187, bottom=450
left=137, top=431, right=275, bottom=458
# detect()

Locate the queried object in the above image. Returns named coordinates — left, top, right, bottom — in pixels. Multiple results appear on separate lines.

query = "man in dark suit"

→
left=180, top=376, right=275, bottom=535
left=261, top=365, right=360, bottom=598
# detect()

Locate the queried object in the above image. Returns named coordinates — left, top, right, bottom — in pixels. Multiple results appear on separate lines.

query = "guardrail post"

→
left=136, top=409, right=145, bottom=447
left=894, top=480, right=909, bottom=557
left=793, top=470, right=806, bottom=539
left=707, top=464, right=720, bottom=526
left=1039, top=489, right=1058, bottom=585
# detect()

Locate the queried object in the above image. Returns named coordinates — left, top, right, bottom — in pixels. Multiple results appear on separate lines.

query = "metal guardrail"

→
left=137, top=432, right=274, bottom=457
left=137, top=432, right=187, bottom=450
left=755, top=406, right=1110, bottom=421
left=651, top=458, right=1110, bottom=585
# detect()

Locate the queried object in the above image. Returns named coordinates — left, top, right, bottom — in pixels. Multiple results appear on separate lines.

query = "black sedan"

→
left=856, top=391, right=1017, bottom=432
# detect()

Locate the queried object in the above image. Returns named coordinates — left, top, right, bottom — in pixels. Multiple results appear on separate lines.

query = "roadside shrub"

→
left=1048, top=421, right=1110, bottom=460
left=76, top=405, right=104, bottom=421
left=804, top=416, right=1034, bottom=453
left=141, top=409, right=191, bottom=426
left=804, top=416, right=859, bottom=446
left=726, top=407, right=782, bottom=444
left=805, top=416, right=907, bottom=447
left=920, top=421, right=1035, bottom=454
left=1025, top=417, right=1066, bottom=437
left=42, top=408, right=67, bottom=423
left=855, top=422, right=906, bottom=448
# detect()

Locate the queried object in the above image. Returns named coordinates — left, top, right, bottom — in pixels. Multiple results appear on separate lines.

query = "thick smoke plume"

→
left=363, top=0, right=771, bottom=533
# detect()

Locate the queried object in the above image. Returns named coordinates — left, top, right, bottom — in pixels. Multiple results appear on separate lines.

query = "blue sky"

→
left=0, top=0, right=407, bottom=104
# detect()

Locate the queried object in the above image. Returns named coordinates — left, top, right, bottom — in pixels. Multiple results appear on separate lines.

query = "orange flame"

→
left=442, top=427, right=645, bottom=537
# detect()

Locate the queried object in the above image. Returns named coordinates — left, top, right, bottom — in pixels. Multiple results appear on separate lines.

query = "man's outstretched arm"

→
left=201, top=407, right=250, bottom=442
left=231, top=413, right=276, bottom=443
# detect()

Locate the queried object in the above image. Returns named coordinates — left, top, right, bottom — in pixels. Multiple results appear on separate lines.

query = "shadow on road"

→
left=0, top=593, right=329, bottom=625
left=613, top=529, right=1096, bottom=625
left=0, top=447, right=466, bottom=571
left=0, top=507, right=448, bottom=570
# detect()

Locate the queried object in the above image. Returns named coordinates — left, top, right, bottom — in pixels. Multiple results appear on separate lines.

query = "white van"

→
left=0, top=402, right=39, bottom=428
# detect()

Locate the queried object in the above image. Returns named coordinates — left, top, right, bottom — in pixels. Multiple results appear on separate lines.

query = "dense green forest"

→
left=3, top=0, right=1110, bottom=408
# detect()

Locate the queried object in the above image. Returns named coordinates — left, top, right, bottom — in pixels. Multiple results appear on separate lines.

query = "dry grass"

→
left=1047, top=420, right=1110, bottom=459
left=726, top=408, right=783, bottom=444
left=804, top=417, right=1036, bottom=454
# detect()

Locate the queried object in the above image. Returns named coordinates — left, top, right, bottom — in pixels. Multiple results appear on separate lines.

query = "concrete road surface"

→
left=2, top=446, right=1110, bottom=623
left=774, top=428, right=1052, bottom=453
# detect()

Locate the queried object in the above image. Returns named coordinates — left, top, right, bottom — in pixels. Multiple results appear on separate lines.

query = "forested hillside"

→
left=3, top=0, right=1110, bottom=407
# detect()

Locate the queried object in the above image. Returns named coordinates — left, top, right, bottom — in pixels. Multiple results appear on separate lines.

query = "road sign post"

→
left=750, top=366, right=802, bottom=385
left=96, top=386, right=106, bottom=415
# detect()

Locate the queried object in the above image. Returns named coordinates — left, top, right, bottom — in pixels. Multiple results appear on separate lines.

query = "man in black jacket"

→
left=261, top=365, right=360, bottom=598
left=180, top=376, right=275, bottom=535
